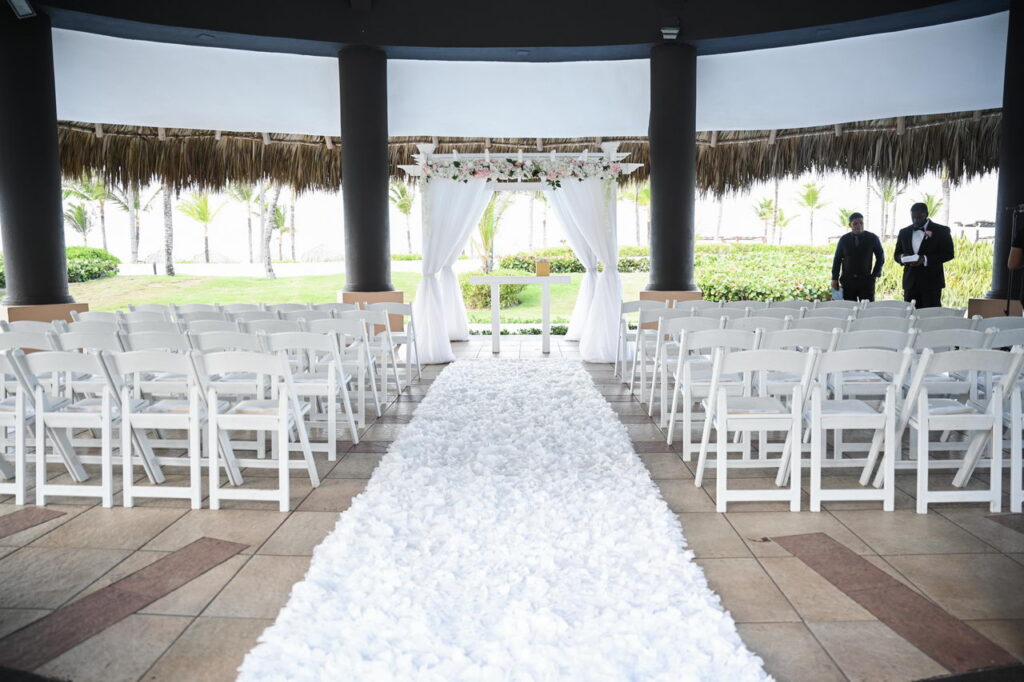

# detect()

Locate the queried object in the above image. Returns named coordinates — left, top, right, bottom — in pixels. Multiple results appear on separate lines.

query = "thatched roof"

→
left=58, top=109, right=1000, bottom=196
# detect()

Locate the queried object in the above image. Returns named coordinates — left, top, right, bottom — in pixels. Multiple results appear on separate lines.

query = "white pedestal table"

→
left=469, top=275, right=571, bottom=354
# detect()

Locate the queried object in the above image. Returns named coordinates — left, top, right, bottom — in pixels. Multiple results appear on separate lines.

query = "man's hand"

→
left=903, top=259, right=922, bottom=267
left=831, top=280, right=840, bottom=290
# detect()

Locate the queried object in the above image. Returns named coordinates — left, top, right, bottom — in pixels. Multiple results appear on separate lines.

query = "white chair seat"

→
left=145, top=398, right=230, bottom=414
left=835, top=371, right=887, bottom=384
left=717, top=396, right=788, bottom=415
left=0, top=396, right=34, bottom=417
left=925, top=398, right=979, bottom=416
left=811, top=399, right=880, bottom=417
left=229, top=400, right=312, bottom=416
left=62, top=397, right=147, bottom=415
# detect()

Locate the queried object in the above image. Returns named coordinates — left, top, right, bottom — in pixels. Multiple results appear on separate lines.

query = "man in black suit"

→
left=831, top=212, right=883, bottom=301
left=893, top=202, right=955, bottom=308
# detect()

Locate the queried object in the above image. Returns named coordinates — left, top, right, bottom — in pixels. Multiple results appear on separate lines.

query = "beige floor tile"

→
left=0, top=546, right=131, bottom=608
left=142, top=509, right=287, bottom=555
left=625, top=423, right=665, bottom=441
left=759, top=557, right=875, bottom=622
left=640, top=452, right=691, bottom=480
left=328, top=452, right=383, bottom=479
left=885, top=553, right=1024, bottom=620
left=831, top=509, right=997, bottom=555
left=965, top=620, right=1024, bottom=661
left=297, top=478, right=367, bottom=512
left=30, top=506, right=186, bottom=550
left=0, top=504, right=91, bottom=547
left=0, top=607, right=50, bottom=638
left=259, top=511, right=340, bottom=556
left=807, top=621, right=947, bottom=681
left=38, top=614, right=192, bottom=682
left=145, top=616, right=272, bottom=682
left=204, top=554, right=311, bottom=619
left=677, top=513, right=751, bottom=558
left=726, top=510, right=873, bottom=557
left=736, top=622, right=845, bottom=682
left=695, top=558, right=800, bottom=623
left=654, top=479, right=716, bottom=512
left=937, top=508, right=1024, bottom=554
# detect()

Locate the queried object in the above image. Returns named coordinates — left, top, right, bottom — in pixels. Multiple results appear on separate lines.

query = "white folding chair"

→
left=725, top=316, right=790, bottom=332
left=695, top=308, right=745, bottom=320
left=805, top=307, right=855, bottom=320
left=814, top=300, right=860, bottom=311
left=62, top=320, right=119, bottom=335
left=181, top=319, right=241, bottom=334
left=173, top=303, right=222, bottom=315
left=847, top=316, right=915, bottom=333
left=221, top=303, right=262, bottom=315
left=262, top=303, right=307, bottom=314
left=119, top=321, right=183, bottom=335
left=128, top=304, right=174, bottom=317
left=282, top=309, right=334, bottom=323
left=198, top=351, right=318, bottom=512
left=260, top=330, right=360, bottom=458
left=306, top=317, right=380, bottom=426
left=673, top=300, right=721, bottom=312
left=722, top=300, right=770, bottom=311
left=805, top=349, right=913, bottom=511
left=341, top=309, right=402, bottom=402
left=242, top=319, right=302, bottom=335
left=914, top=307, right=967, bottom=319
left=615, top=300, right=670, bottom=379
left=0, top=352, right=31, bottom=504
left=310, top=302, right=359, bottom=313
left=630, top=307, right=686, bottom=398
left=979, top=317, right=1024, bottom=333
left=1, top=320, right=57, bottom=334
left=177, top=311, right=229, bottom=324
left=755, top=307, right=804, bottom=321
left=861, top=300, right=914, bottom=309
left=769, top=300, right=810, bottom=310
left=858, top=305, right=913, bottom=318
left=914, top=316, right=981, bottom=333
left=760, top=328, right=840, bottom=353
left=119, top=311, right=171, bottom=325
left=789, top=317, right=846, bottom=334
left=71, top=310, right=118, bottom=323
left=697, top=348, right=818, bottom=511
left=367, top=302, right=422, bottom=387
left=229, top=310, right=281, bottom=324
left=648, top=315, right=720, bottom=424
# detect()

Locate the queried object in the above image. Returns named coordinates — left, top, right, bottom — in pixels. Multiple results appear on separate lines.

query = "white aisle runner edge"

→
left=239, top=360, right=770, bottom=681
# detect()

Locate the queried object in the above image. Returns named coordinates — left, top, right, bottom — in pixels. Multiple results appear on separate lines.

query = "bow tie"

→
left=914, top=225, right=927, bottom=231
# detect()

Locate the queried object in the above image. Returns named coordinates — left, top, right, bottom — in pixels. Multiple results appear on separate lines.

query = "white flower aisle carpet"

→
left=239, top=360, right=770, bottom=681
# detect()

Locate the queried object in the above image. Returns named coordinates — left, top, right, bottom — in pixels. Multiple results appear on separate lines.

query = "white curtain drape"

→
left=413, top=178, right=493, bottom=364
left=546, top=178, right=621, bottom=362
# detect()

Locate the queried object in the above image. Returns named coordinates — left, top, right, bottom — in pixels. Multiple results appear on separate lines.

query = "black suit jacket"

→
left=893, top=222, right=955, bottom=291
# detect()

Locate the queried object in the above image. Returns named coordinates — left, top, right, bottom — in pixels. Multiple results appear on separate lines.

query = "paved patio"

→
left=0, top=337, right=1022, bottom=681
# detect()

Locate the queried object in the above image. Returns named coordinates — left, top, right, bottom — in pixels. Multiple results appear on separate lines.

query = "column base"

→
left=338, top=290, right=405, bottom=331
left=1, top=302, right=89, bottom=324
left=967, top=297, right=1022, bottom=318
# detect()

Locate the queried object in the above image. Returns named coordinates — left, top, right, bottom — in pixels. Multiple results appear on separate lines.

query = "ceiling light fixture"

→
left=660, top=16, right=680, bottom=41
left=6, top=0, right=35, bottom=19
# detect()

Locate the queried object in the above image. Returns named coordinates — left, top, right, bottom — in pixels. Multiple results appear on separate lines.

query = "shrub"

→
left=0, top=247, right=120, bottom=288
left=459, top=269, right=532, bottom=309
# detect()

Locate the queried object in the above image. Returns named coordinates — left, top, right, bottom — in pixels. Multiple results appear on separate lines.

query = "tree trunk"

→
left=290, top=202, right=297, bottom=261
left=634, top=186, right=641, bottom=245
left=98, top=200, right=108, bottom=251
left=128, top=185, right=140, bottom=262
left=246, top=205, right=254, bottom=263
left=891, top=198, right=899, bottom=236
left=541, top=207, right=548, bottom=248
left=263, top=185, right=280, bottom=279
left=81, top=231, right=88, bottom=247
left=941, top=165, right=951, bottom=225
left=528, top=195, right=535, bottom=251
left=162, top=184, right=175, bottom=276
left=808, top=211, right=814, bottom=245
left=405, top=213, right=412, bottom=255
left=864, top=174, right=871, bottom=232
left=715, top=199, right=724, bottom=241
left=772, top=179, right=780, bottom=244
left=203, top=223, right=210, bottom=264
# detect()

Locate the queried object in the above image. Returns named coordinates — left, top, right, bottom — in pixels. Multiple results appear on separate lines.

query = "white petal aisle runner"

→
left=239, top=360, right=770, bottom=681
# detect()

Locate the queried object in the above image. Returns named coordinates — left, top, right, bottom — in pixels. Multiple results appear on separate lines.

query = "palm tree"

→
left=474, top=194, right=514, bottom=272
left=289, top=201, right=298, bottom=261
left=63, top=203, right=91, bottom=246
left=262, top=184, right=282, bottom=279
left=871, top=180, right=907, bottom=239
left=272, top=204, right=292, bottom=261
left=775, top=208, right=798, bottom=242
left=63, top=176, right=110, bottom=251
left=919, top=192, right=943, bottom=221
left=177, top=192, right=224, bottom=264
left=162, top=184, right=175, bottom=276
left=226, top=184, right=259, bottom=263
left=940, top=164, right=951, bottom=224
left=714, top=197, right=725, bottom=241
left=538, top=192, right=550, bottom=248
left=388, top=181, right=415, bottom=254
left=795, top=182, right=828, bottom=244
left=108, top=183, right=159, bottom=263
left=753, top=198, right=774, bottom=243
left=624, top=182, right=652, bottom=245
left=834, top=207, right=855, bottom=229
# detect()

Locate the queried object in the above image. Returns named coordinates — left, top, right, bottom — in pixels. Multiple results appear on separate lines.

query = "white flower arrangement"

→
left=420, top=157, right=625, bottom=189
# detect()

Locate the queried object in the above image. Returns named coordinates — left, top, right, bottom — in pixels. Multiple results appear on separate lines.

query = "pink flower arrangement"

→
left=473, top=168, right=492, bottom=178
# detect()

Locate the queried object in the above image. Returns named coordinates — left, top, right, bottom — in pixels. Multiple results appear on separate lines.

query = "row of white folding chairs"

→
left=669, top=342, right=1024, bottom=514
left=0, top=340, right=370, bottom=512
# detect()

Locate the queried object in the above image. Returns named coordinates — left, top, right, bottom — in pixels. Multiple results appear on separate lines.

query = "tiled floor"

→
left=0, top=336, right=1021, bottom=681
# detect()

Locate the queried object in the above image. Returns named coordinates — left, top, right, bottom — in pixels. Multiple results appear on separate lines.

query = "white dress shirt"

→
left=910, top=219, right=930, bottom=266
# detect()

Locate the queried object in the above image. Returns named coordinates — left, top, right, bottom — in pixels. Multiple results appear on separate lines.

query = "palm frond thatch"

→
left=58, top=109, right=1000, bottom=197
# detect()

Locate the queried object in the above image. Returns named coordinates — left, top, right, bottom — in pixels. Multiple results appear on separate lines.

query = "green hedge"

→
left=0, top=246, right=120, bottom=288
left=459, top=269, right=532, bottom=308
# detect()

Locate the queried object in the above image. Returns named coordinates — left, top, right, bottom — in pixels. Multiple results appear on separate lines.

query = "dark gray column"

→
left=988, top=0, right=1024, bottom=300
left=0, top=12, right=73, bottom=305
left=646, top=42, right=697, bottom=292
left=339, top=45, right=393, bottom=292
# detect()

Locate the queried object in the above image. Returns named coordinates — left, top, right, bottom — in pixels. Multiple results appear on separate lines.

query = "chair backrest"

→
left=835, top=329, right=915, bottom=352
left=181, top=319, right=241, bottom=334
left=921, top=348, right=1024, bottom=385
left=979, top=316, right=1024, bottom=333
left=221, top=303, right=262, bottom=314
left=716, top=347, right=818, bottom=386
left=259, top=331, right=338, bottom=374
left=1, top=320, right=56, bottom=334
left=760, top=328, right=840, bottom=351
left=861, top=300, right=912, bottom=309
left=173, top=303, right=222, bottom=315
left=789, top=317, right=846, bottom=334
left=310, top=302, right=360, bottom=313
left=177, top=311, right=228, bottom=323
left=54, top=330, right=125, bottom=352
left=659, top=315, right=720, bottom=337
left=367, top=301, right=413, bottom=317
left=681, top=328, right=760, bottom=355
left=72, top=310, right=118, bottom=323
left=726, top=316, right=789, bottom=332
left=304, top=317, right=370, bottom=349
left=721, top=300, right=770, bottom=310
left=914, top=307, right=966, bottom=319
left=990, top=328, right=1024, bottom=350
left=187, top=330, right=263, bottom=352
left=846, top=317, right=914, bottom=333
left=858, top=306, right=913, bottom=318
left=120, top=321, right=183, bottom=335
left=281, top=309, right=334, bottom=322
left=769, top=300, right=810, bottom=310
left=194, top=350, right=296, bottom=398
left=755, top=307, right=804, bottom=320
left=119, top=311, right=170, bottom=324
left=229, top=310, right=280, bottom=323
left=64, top=320, right=119, bottom=335
left=817, top=348, right=914, bottom=389
left=242, top=319, right=303, bottom=334
left=620, top=300, right=670, bottom=316
left=12, top=349, right=107, bottom=396
left=0, top=330, right=56, bottom=351
left=814, top=300, right=860, bottom=310
left=914, top=328, right=995, bottom=352
left=263, top=303, right=307, bottom=313
left=120, top=331, right=191, bottom=352
left=128, top=304, right=173, bottom=316
left=694, top=308, right=745, bottom=320
left=101, top=350, right=196, bottom=396
left=804, top=308, right=854, bottom=319
left=673, top=299, right=721, bottom=311
left=639, top=307, right=693, bottom=327
left=914, top=316, right=978, bottom=333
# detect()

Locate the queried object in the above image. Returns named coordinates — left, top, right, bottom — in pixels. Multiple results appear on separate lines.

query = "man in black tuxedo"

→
left=893, top=202, right=955, bottom=308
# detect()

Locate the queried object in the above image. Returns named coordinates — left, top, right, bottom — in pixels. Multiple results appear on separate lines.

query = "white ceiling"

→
left=50, top=11, right=1007, bottom=137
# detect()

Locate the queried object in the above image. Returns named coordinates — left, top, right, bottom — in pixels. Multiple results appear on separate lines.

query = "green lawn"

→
left=70, top=272, right=650, bottom=324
